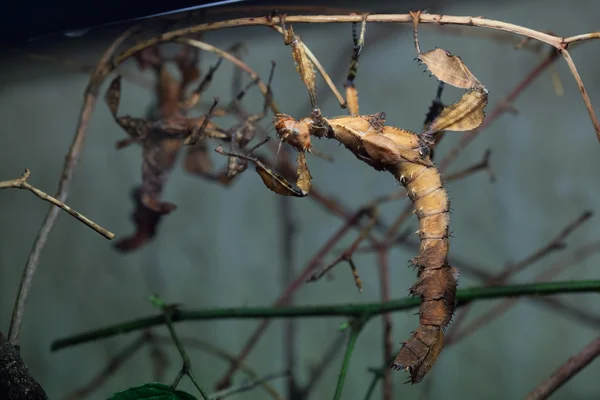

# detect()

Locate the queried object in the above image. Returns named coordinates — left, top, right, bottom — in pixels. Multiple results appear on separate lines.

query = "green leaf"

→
left=107, top=383, right=198, bottom=400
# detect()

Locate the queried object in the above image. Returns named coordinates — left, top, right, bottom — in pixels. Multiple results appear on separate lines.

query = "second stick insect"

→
left=226, top=11, right=489, bottom=384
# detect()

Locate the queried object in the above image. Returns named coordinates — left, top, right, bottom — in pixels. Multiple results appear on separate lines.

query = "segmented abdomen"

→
left=327, top=117, right=458, bottom=383
left=392, top=160, right=458, bottom=383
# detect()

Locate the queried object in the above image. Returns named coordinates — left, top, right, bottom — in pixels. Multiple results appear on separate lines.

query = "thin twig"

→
left=297, top=331, right=347, bottom=399
left=0, top=169, right=114, bottom=239
left=7, top=26, right=135, bottom=345
left=150, top=296, right=209, bottom=400
left=443, top=150, right=495, bottom=182
left=215, top=210, right=366, bottom=389
left=178, top=38, right=279, bottom=114
left=447, top=239, right=600, bottom=346
left=492, top=210, right=592, bottom=284
left=109, top=14, right=600, bottom=141
left=525, top=335, right=600, bottom=400
left=63, top=334, right=148, bottom=400
left=307, top=206, right=377, bottom=289
left=152, top=335, right=282, bottom=400
left=445, top=210, right=593, bottom=340
left=51, top=280, right=600, bottom=351
left=559, top=48, right=600, bottom=140
left=208, top=371, right=290, bottom=400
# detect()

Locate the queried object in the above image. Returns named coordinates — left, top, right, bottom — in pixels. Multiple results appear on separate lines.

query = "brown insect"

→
left=105, top=43, right=276, bottom=251
left=229, top=12, right=489, bottom=383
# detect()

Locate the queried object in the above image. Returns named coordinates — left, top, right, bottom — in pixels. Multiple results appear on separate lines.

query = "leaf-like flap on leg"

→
left=427, top=89, right=488, bottom=133
left=105, top=76, right=122, bottom=117
left=296, top=151, right=312, bottom=194
left=255, top=161, right=307, bottom=197
left=418, top=48, right=483, bottom=90
left=286, top=25, right=317, bottom=108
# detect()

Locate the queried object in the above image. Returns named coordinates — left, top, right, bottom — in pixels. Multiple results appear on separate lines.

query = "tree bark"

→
left=0, top=331, right=48, bottom=400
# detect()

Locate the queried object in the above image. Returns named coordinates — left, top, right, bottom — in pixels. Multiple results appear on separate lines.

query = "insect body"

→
left=275, top=107, right=457, bottom=383
left=265, top=12, right=488, bottom=383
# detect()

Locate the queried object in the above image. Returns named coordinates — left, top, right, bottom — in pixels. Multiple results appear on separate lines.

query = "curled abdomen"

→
left=392, top=161, right=458, bottom=383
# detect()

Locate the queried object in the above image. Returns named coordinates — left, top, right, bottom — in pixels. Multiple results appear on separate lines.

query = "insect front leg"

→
left=345, top=14, right=368, bottom=116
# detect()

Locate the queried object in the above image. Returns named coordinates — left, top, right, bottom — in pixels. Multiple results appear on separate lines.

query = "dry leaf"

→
left=255, top=161, right=308, bottom=197
left=426, top=89, right=487, bottom=133
left=296, top=151, right=312, bottom=193
left=418, top=48, right=483, bottom=90
left=105, top=76, right=122, bottom=117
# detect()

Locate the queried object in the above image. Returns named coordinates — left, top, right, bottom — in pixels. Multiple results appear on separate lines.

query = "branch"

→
left=446, top=239, right=600, bottom=346
left=109, top=13, right=600, bottom=142
left=492, top=210, right=592, bottom=283
left=333, top=318, right=366, bottom=400
left=215, top=209, right=365, bottom=389
left=178, top=38, right=279, bottom=114
left=7, top=26, right=135, bottom=345
left=0, top=169, right=114, bottom=240
left=559, top=48, right=600, bottom=139
left=443, top=149, right=495, bottom=182
left=51, top=280, right=600, bottom=351
left=525, top=335, right=600, bottom=400
left=208, top=371, right=289, bottom=399
left=152, top=335, right=283, bottom=400
left=150, top=296, right=209, bottom=400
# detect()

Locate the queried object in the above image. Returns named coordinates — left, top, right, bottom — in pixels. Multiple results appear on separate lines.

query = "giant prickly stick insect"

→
left=227, top=12, right=490, bottom=383
left=105, top=43, right=276, bottom=251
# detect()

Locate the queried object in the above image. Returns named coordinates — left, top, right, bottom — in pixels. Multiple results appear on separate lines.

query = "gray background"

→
left=1, top=0, right=599, bottom=399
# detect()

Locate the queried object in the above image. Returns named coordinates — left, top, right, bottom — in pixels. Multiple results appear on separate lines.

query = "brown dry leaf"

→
left=105, top=76, right=122, bottom=117
left=426, top=89, right=488, bottom=133
left=296, top=151, right=312, bottom=194
left=255, top=160, right=307, bottom=197
left=419, top=48, right=483, bottom=90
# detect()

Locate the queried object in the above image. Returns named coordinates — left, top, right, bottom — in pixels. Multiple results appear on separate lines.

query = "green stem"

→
left=333, top=318, right=366, bottom=400
left=159, top=300, right=210, bottom=400
left=51, top=280, right=600, bottom=351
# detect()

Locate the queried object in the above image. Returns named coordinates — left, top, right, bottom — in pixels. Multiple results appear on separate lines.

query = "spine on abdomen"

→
left=391, top=161, right=458, bottom=383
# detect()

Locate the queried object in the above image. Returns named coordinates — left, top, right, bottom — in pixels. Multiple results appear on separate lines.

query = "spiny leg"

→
left=422, top=81, right=446, bottom=159
left=345, top=14, right=368, bottom=116
left=181, top=56, right=224, bottom=110
left=278, top=15, right=319, bottom=110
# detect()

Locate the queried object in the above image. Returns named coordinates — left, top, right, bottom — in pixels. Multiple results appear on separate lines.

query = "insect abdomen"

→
left=392, top=162, right=458, bottom=383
